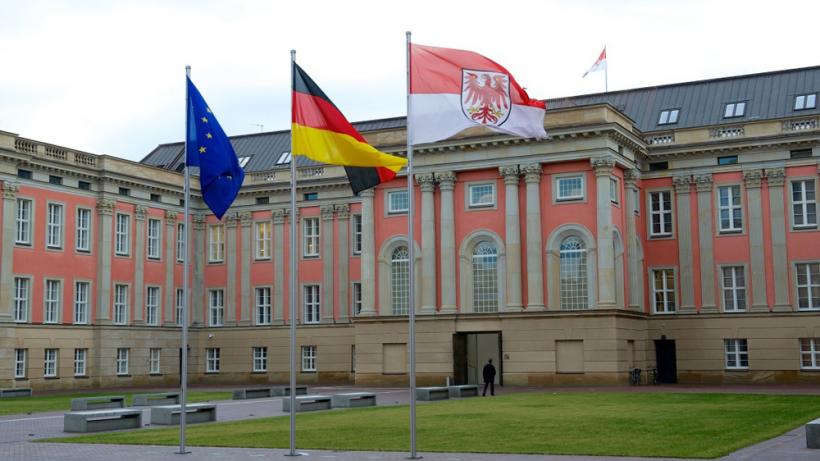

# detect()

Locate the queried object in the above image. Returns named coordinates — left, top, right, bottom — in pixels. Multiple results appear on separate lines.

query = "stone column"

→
left=766, top=168, right=791, bottom=311
left=499, top=165, right=523, bottom=311
left=272, top=209, right=288, bottom=324
left=95, top=198, right=115, bottom=324
left=694, top=174, right=717, bottom=313
left=225, top=213, right=238, bottom=326
left=673, top=175, right=696, bottom=313
left=321, top=205, right=335, bottom=322
left=336, top=204, right=350, bottom=323
left=133, top=205, right=147, bottom=325
left=623, top=170, right=643, bottom=311
left=0, top=182, right=19, bottom=322
left=359, top=189, right=377, bottom=316
left=191, top=214, right=207, bottom=326
left=592, top=157, right=617, bottom=308
left=239, top=211, right=252, bottom=326
left=744, top=170, right=769, bottom=311
left=437, top=171, right=457, bottom=314
left=417, top=173, right=437, bottom=314
left=522, top=164, right=545, bottom=311
left=163, top=211, right=177, bottom=326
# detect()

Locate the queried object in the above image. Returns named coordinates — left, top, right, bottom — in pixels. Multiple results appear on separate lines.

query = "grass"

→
left=42, top=392, right=820, bottom=458
left=0, top=390, right=230, bottom=416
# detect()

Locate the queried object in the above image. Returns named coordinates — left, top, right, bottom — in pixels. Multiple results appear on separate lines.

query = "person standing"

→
left=482, top=358, right=496, bottom=396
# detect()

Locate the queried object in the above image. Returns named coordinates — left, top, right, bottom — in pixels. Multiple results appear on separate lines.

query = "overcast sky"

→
left=1, top=0, right=818, bottom=162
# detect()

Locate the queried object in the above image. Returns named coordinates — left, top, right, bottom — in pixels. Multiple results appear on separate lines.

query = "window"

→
left=794, top=93, right=817, bottom=111
left=391, top=246, right=410, bottom=315
left=559, top=236, right=588, bottom=310
left=18, top=169, right=32, bottom=179
left=74, top=349, right=87, bottom=376
left=15, top=198, right=32, bottom=245
left=147, top=218, right=161, bottom=259
left=556, top=176, right=584, bottom=201
left=256, top=287, right=272, bottom=325
left=717, top=155, right=738, bottom=165
left=14, top=349, right=27, bottom=378
left=303, top=285, right=320, bottom=324
left=115, top=214, right=130, bottom=256
left=176, top=223, right=185, bottom=262
left=468, top=183, right=495, bottom=208
left=14, top=277, right=30, bottom=322
left=472, top=241, right=498, bottom=313
left=78, top=180, right=91, bottom=191
left=609, top=178, right=619, bottom=204
left=352, top=282, right=362, bottom=315
left=118, top=187, right=130, bottom=196
left=792, top=180, right=817, bottom=228
left=649, top=191, right=673, bottom=237
left=44, top=349, right=58, bottom=378
left=303, top=217, right=320, bottom=258
left=206, top=348, right=220, bottom=373
left=146, top=286, right=160, bottom=326
left=255, top=196, right=270, bottom=205
left=276, top=152, right=292, bottom=165
left=724, top=101, right=746, bottom=118
left=255, top=222, right=271, bottom=260
left=253, top=347, right=268, bottom=372
left=649, top=162, right=669, bottom=171
left=388, top=190, right=409, bottom=213
left=718, top=185, right=743, bottom=233
left=304, top=192, right=318, bottom=201
left=44, top=279, right=61, bottom=324
left=149, top=348, right=161, bottom=374
left=46, top=203, right=63, bottom=249
left=352, top=215, right=363, bottom=255
left=657, top=109, right=679, bottom=125
left=75, top=208, right=91, bottom=252
left=116, top=348, right=129, bottom=375
left=791, top=149, right=812, bottom=159
left=175, top=289, right=184, bottom=326
left=114, top=284, right=129, bottom=325
left=722, top=266, right=746, bottom=312
left=632, top=189, right=640, bottom=214
left=208, top=225, right=224, bottom=262
left=238, top=156, right=251, bottom=168
left=301, top=345, right=316, bottom=372
left=74, top=282, right=89, bottom=325
left=150, top=193, right=161, bottom=203
left=796, top=262, right=820, bottom=310
left=800, top=338, right=820, bottom=369
left=209, top=289, right=224, bottom=327
left=652, top=269, right=676, bottom=313
left=724, top=339, right=749, bottom=369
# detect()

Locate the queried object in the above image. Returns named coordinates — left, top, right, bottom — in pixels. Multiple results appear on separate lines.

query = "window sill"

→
left=555, top=197, right=584, bottom=203
left=251, top=371, right=268, bottom=374
left=725, top=368, right=749, bottom=372
left=718, top=230, right=743, bottom=235
left=44, top=376, right=59, bottom=380
left=791, top=226, right=818, bottom=232
left=301, top=370, right=317, bottom=374
left=149, top=373, right=162, bottom=376
left=117, top=374, right=131, bottom=377
left=74, top=375, right=89, bottom=379
left=205, top=371, right=220, bottom=375
left=254, top=257, right=271, bottom=262
left=14, top=377, right=29, bottom=381
left=648, top=234, right=674, bottom=240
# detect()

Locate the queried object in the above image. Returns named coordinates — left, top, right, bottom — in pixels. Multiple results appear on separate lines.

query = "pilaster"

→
left=0, top=182, right=19, bottom=322
left=225, top=212, right=238, bottom=326
left=163, top=210, right=177, bottom=326
left=623, top=169, right=643, bottom=311
left=592, top=156, right=617, bottom=308
left=744, top=169, right=768, bottom=312
left=673, top=175, right=696, bottom=313
left=522, top=163, right=545, bottom=311
left=133, top=205, right=147, bottom=325
left=272, top=208, right=288, bottom=324
left=437, top=171, right=457, bottom=314
left=321, top=205, right=335, bottom=323
left=359, top=189, right=377, bottom=316
left=417, top=173, right=437, bottom=314
left=95, top=198, right=115, bottom=324
left=499, top=165, right=523, bottom=311
left=336, top=204, right=350, bottom=323
left=239, top=211, right=252, bottom=326
left=766, top=168, right=790, bottom=312
left=191, top=214, right=207, bottom=326
left=694, top=174, right=717, bottom=312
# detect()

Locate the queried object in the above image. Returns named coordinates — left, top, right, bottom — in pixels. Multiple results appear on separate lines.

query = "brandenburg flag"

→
left=292, top=63, right=407, bottom=194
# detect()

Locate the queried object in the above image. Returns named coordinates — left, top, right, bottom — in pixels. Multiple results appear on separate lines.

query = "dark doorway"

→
left=452, top=332, right=502, bottom=386
left=654, top=339, right=677, bottom=383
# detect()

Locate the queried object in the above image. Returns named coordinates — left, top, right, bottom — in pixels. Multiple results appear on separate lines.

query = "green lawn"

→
left=44, top=392, right=820, bottom=458
left=0, top=390, right=230, bottom=416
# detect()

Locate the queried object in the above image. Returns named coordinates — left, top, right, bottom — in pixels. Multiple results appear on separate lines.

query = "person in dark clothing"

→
left=482, top=358, right=496, bottom=396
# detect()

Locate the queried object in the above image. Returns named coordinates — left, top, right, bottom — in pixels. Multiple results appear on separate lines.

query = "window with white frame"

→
left=303, top=285, right=320, bottom=324
left=256, top=287, right=271, bottom=325
left=253, top=347, right=267, bottom=372
left=255, top=221, right=271, bottom=260
left=388, top=190, right=409, bottom=214
left=559, top=236, right=588, bottom=310
left=206, top=348, right=220, bottom=373
left=208, top=225, right=224, bottom=262
left=722, top=266, right=746, bottom=312
left=652, top=269, right=676, bottom=313
left=302, top=218, right=320, bottom=257
left=76, top=208, right=91, bottom=252
left=147, top=218, right=161, bottom=259
left=556, top=176, right=584, bottom=201
left=468, top=183, right=495, bottom=208
left=391, top=246, right=410, bottom=315
left=44, top=348, right=58, bottom=377
left=718, top=185, right=743, bottom=233
left=657, top=108, right=679, bottom=125
left=792, top=180, right=817, bottom=229
left=609, top=178, right=619, bottom=204
left=352, top=282, right=362, bottom=315
left=209, top=289, right=224, bottom=327
left=15, top=198, right=32, bottom=245
left=649, top=191, right=673, bottom=237
left=44, top=279, right=61, bottom=324
left=800, top=338, right=820, bottom=369
left=146, top=286, right=160, bottom=326
left=149, top=348, right=161, bottom=374
left=114, top=284, right=129, bottom=325
left=14, top=277, right=30, bottom=323
left=632, top=189, right=640, bottom=214
left=724, top=339, right=749, bottom=369
left=74, top=348, right=87, bottom=376
left=46, top=203, right=63, bottom=249
left=352, top=215, right=362, bottom=255
left=74, top=281, right=89, bottom=324
left=472, top=241, right=498, bottom=312
left=115, top=214, right=130, bottom=256
left=796, top=262, right=820, bottom=310
left=175, top=288, right=184, bottom=326
left=724, top=101, right=746, bottom=118
left=176, top=223, right=185, bottom=262
left=14, top=349, right=27, bottom=378
left=116, top=348, right=129, bottom=375
left=794, top=93, right=817, bottom=111
left=301, top=345, right=316, bottom=372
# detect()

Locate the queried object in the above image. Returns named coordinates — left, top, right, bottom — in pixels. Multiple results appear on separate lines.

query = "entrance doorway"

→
left=654, top=339, right=677, bottom=383
left=453, top=332, right=501, bottom=386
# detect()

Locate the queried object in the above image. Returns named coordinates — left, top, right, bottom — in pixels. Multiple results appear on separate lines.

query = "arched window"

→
left=391, top=246, right=410, bottom=315
left=472, top=241, right=498, bottom=312
left=560, top=236, right=588, bottom=309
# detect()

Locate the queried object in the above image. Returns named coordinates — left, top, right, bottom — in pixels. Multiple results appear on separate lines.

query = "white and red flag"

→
left=582, top=47, right=607, bottom=78
left=408, top=43, right=546, bottom=145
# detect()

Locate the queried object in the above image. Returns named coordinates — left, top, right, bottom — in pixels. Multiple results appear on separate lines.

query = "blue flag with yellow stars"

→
left=186, top=77, right=244, bottom=220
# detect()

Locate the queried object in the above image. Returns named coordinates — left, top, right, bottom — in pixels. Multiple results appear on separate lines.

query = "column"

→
left=499, top=165, right=523, bottom=311
left=359, top=189, right=376, bottom=316
left=133, top=205, right=147, bottom=324
left=239, top=211, right=252, bottom=326
left=95, top=198, right=115, bottom=324
left=592, top=157, right=617, bottom=308
left=744, top=170, right=768, bottom=311
left=163, top=210, right=177, bottom=326
left=522, top=164, right=545, bottom=311
left=272, top=209, right=287, bottom=324
left=623, top=170, right=643, bottom=311
left=225, top=212, right=238, bottom=326
left=673, top=175, right=696, bottom=313
left=694, top=174, right=717, bottom=313
left=437, top=171, right=457, bottom=314
left=417, top=173, right=437, bottom=314
left=0, top=182, right=19, bottom=322
left=336, top=204, right=350, bottom=322
left=321, top=205, right=335, bottom=322
left=766, top=168, right=791, bottom=311
left=192, top=214, right=206, bottom=326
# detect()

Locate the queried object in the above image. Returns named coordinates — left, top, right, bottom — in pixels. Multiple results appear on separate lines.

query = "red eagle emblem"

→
left=461, top=69, right=511, bottom=127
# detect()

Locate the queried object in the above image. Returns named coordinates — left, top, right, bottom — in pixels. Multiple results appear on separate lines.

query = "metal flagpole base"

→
left=284, top=452, right=306, bottom=457
left=174, top=450, right=191, bottom=455
left=406, top=455, right=423, bottom=459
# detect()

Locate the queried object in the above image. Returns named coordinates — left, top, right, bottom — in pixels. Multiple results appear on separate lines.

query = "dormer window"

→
left=724, top=101, right=746, bottom=118
left=238, top=156, right=251, bottom=168
left=794, top=93, right=817, bottom=111
left=276, top=152, right=292, bottom=165
left=657, top=109, right=679, bottom=125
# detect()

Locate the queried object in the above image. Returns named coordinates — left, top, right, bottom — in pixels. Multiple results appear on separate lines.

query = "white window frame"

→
left=146, top=286, right=160, bottom=326
left=253, top=347, right=268, bottom=372
left=794, top=93, right=817, bottom=111
left=791, top=179, right=817, bottom=229
left=302, top=217, right=320, bottom=258
left=609, top=177, right=619, bottom=205
left=43, top=279, right=61, bottom=324
left=13, top=276, right=31, bottom=323
left=14, top=349, right=27, bottom=378
left=208, top=225, right=224, bottom=262
left=74, top=281, right=90, bottom=324
left=255, top=221, right=272, bottom=260
left=648, top=190, right=674, bottom=238
left=115, top=213, right=130, bottom=256
left=206, top=348, right=220, bottom=373
left=74, top=348, right=87, bottom=377
left=301, top=345, right=316, bottom=372
left=387, top=189, right=409, bottom=214
left=795, top=262, right=820, bottom=310
left=352, top=214, right=363, bottom=255
left=75, top=208, right=91, bottom=252
left=800, top=338, right=820, bottom=369
left=724, top=101, right=746, bottom=118
left=255, top=286, right=272, bottom=325
left=147, top=218, right=161, bottom=259
left=15, top=198, right=32, bottom=245
left=176, top=223, right=185, bottom=262
left=721, top=266, right=747, bottom=312
left=116, top=348, right=129, bottom=376
left=718, top=185, right=743, bottom=233
left=114, top=284, right=129, bottom=325
left=303, top=284, right=320, bottom=324
left=352, top=282, right=362, bottom=316
left=44, top=348, right=58, bottom=378
left=46, top=202, right=64, bottom=249
left=724, top=339, right=749, bottom=369
left=149, top=348, right=161, bottom=375
left=657, top=108, right=679, bottom=125
left=175, top=288, right=184, bottom=326
left=651, top=268, right=676, bottom=314
left=209, top=289, right=224, bottom=327
left=555, top=175, right=585, bottom=202
left=467, top=183, right=496, bottom=208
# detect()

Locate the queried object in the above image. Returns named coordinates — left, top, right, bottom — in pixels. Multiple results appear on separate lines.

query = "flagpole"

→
left=177, top=65, right=192, bottom=456
left=287, top=49, right=301, bottom=458
left=604, top=46, right=608, bottom=93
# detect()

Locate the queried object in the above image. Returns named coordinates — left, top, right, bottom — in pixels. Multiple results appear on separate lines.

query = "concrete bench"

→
left=132, top=392, right=180, bottom=407
left=150, top=403, right=217, bottom=425
left=331, top=392, right=377, bottom=408
left=448, top=384, right=479, bottom=398
left=807, top=417, right=820, bottom=449
left=282, top=394, right=332, bottom=412
left=272, top=385, right=308, bottom=397
left=70, top=395, right=126, bottom=411
left=416, top=387, right=450, bottom=401
left=64, top=408, right=142, bottom=433
left=0, top=388, right=32, bottom=398
left=232, top=387, right=277, bottom=400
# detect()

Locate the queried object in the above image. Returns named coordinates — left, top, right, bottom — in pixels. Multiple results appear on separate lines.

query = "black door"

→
left=654, top=339, right=677, bottom=383
left=452, top=334, right=467, bottom=385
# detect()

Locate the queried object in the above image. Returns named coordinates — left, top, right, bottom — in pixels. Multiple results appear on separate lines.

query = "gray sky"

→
left=1, top=0, right=818, bottom=162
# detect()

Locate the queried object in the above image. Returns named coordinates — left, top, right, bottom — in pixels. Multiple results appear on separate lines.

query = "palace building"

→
left=2, top=65, right=820, bottom=391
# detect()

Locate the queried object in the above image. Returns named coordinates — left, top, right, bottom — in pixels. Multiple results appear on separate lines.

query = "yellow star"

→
left=206, top=133, right=213, bottom=139
left=199, top=146, right=206, bottom=153
left=201, top=116, right=208, bottom=123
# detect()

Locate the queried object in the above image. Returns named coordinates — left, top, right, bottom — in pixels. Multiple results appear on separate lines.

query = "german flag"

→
left=292, top=63, right=407, bottom=194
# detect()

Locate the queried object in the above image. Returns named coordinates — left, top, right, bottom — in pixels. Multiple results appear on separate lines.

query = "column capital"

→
left=416, top=173, right=436, bottom=192
left=437, top=171, right=456, bottom=190
left=522, top=163, right=542, bottom=183
left=272, top=208, right=289, bottom=224
left=239, top=211, right=252, bottom=227
left=499, top=165, right=520, bottom=185
left=192, top=213, right=208, bottom=230
left=672, top=175, right=692, bottom=194
left=623, top=169, right=641, bottom=184
left=693, top=173, right=713, bottom=193
left=164, top=210, right=177, bottom=225
left=743, top=169, right=764, bottom=189
left=2, top=181, right=19, bottom=199
left=591, top=156, right=616, bottom=176
left=225, top=212, right=239, bottom=227
left=321, top=205, right=335, bottom=221
left=358, top=189, right=375, bottom=198
left=335, top=203, right=350, bottom=220
left=96, top=198, right=115, bottom=216
left=765, top=167, right=786, bottom=187
left=135, top=205, right=148, bottom=221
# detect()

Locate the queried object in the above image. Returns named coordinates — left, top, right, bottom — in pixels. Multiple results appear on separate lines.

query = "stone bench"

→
left=150, top=403, right=217, bottom=425
left=448, top=384, right=479, bottom=398
left=132, top=392, right=180, bottom=406
left=64, top=408, right=142, bottom=433
left=0, top=387, right=32, bottom=398
left=807, top=417, right=820, bottom=449
left=282, top=395, right=332, bottom=412
left=272, top=385, right=308, bottom=397
left=232, top=385, right=307, bottom=400
left=70, top=395, right=126, bottom=411
left=416, top=387, right=450, bottom=401
left=331, top=392, right=377, bottom=408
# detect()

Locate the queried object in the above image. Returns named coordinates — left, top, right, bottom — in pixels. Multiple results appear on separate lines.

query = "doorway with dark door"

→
left=452, top=332, right=502, bottom=386
left=654, top=338, right=677, bottom=383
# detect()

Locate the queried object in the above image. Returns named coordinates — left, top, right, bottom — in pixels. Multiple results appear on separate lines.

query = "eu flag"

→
left=186, top=77, right=245, bottom=220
